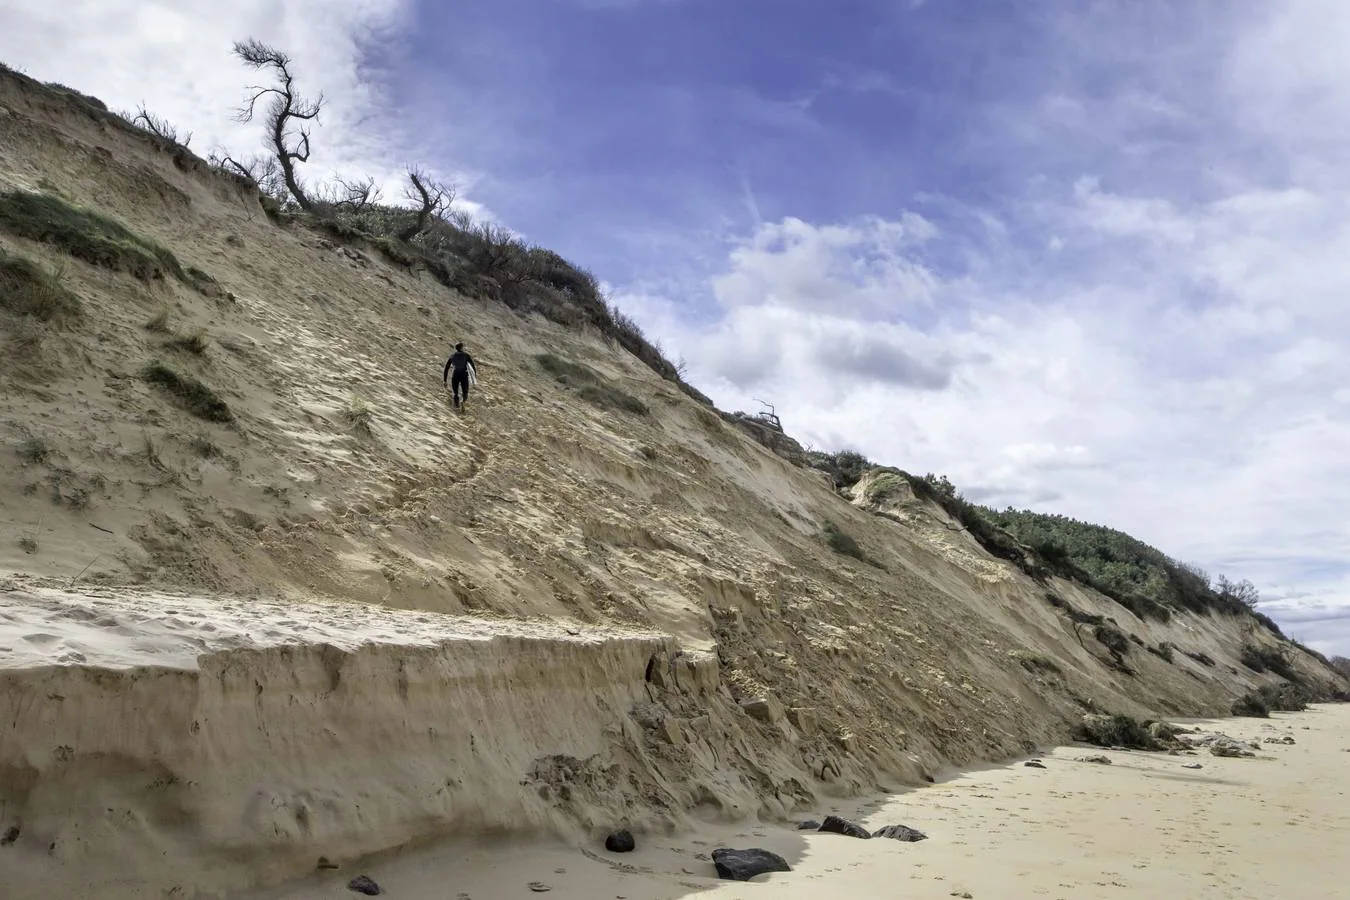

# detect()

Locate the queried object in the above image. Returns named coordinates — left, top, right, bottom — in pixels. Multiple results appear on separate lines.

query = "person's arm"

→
left=442, top=356, right=452, bottom=384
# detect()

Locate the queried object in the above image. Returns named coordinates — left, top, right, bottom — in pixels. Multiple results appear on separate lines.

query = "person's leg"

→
left=452, top=371, right=467, bottom=406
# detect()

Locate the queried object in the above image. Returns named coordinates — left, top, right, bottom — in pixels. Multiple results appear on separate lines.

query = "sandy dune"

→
left=268, top=704, right=1350, bottom=900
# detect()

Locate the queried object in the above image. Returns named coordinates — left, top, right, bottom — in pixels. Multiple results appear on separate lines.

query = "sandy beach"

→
left=266, top=704, right=1350, bottom=900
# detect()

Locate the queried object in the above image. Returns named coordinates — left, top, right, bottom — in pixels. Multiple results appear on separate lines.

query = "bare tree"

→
left=397, top=168, right=455, bottom=241
left=465, top=222, right=534, bottom=284
left=1217, top=574, right=1261, bottom=608
left=128, top=104, right=192, bottom=147
left=207, top=149, right=286, bottom=199
left=315, top=175, right=382, bottom=213
left=231, top=38, right=322, bottom=211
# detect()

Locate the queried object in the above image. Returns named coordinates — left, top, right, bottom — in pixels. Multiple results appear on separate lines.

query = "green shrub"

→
left=1240, top=643, right=1300, bottom=681
left=165, top=329, right=209, bottom=355
left=1230, top=691, right=1270, bottom=718
left=0, top=191, right=185, bottom=281
left=1075, top=714, right=1158, bottom=750
left=1148, top=642, right=1176, bottom=663
left=534, top=353, right=648, bottom=416
left=140, top=361, right=232, bottom=422
left=15, top=435, right=49, bottom=465
left=0, top=251, right=82, bottom=321
left=1093, top=623, right=1131, bottom=656
left=1010, top=649, right=1063, bottom=676
left=822, top=521, right=866, bottom=562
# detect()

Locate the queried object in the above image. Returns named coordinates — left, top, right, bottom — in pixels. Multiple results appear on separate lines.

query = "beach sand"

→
left=267, top=704, right=1350, bottom=900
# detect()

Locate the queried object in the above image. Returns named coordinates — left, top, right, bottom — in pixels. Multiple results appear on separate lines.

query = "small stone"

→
left=873, top=824, right=928, bottom=842
left=797, top=820, right=822, bottom=831
left=818, top=815, right=871, bottom=839
left=1074, top=755, right=1112, bottom=765
left=605, top=830, right=635, bottom=853
left=528, top=883, right=551, bottom=893
left=317, top=856, right=340, bottom=869
left=1024, top=761, right=1046, bottom=769
left=1182, top=763, right=1203, bottom=770
left=347, top=875, right=382, bottom=895
left=429, top=515, right=442, bottom=525
left=711, top=848, right=792, bottom=881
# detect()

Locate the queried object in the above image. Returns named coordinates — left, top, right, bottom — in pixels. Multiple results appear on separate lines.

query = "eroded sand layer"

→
left=0, top=584, right=676, bottom=899
left=269, top=704, right=1350, bottom=900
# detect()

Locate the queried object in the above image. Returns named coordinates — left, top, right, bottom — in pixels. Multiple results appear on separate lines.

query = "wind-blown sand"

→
left=267, top=704, right=1350, bottom=900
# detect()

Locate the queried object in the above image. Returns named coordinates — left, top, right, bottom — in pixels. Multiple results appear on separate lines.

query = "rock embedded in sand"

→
left=1074, top=755, right=1112, bottom=764
left=347, top=874, right=382, bottom=895
left=711, top=848, right=792, bottom=881
left=1210, top=739, right=1256, bottom=758
left=1024, top=760, right=1047, bottom=768
left=798, top=820, right=822, bottom=830
left=819, top=815, right=872, bottom=839
left=605, top=830, right=636, bottom=853
left=873, top=824, right=928, bottom=842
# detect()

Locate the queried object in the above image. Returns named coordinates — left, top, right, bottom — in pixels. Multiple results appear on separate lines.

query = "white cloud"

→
left=0, top=0, right=471, bottom=206
left=621, top=142, right=1350, bottom=651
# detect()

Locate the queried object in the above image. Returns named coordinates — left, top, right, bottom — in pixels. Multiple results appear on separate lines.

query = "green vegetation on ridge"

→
left=805, top=448, right=1284, bottom=635
left=0, top=190, right=186, bottom=282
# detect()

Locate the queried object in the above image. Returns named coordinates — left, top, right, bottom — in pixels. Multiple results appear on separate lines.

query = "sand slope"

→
left=1, top=67, right=1347, bottom=898
left=268, top=704, right=1350, bottom=900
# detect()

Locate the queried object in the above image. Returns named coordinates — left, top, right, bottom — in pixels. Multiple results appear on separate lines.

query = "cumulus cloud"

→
left=614, top=0, right=1350, bottom=650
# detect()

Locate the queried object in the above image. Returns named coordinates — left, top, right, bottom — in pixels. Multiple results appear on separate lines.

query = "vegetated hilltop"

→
left=1, top=63, right=1347, bottom=897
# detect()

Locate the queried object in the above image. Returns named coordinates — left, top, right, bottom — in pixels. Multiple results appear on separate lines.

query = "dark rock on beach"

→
left=873, top=824, right=928, bottom=842
left=605, top=830, right=636, bottom=853
left=818, top=815, right=872, bottom=839
left=712, top=848, right=792, bottom=881
left=348, top=875, right=382, bottom=896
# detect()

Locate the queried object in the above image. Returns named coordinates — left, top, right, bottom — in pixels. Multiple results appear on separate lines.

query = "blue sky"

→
left=4, top=0, right=1350, bottom=655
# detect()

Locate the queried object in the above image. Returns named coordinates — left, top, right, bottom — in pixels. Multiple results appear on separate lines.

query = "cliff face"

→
left=1, top=68, right=1345, bottom=897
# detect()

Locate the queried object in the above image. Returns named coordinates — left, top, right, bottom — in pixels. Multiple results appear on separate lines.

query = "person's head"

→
left=455, top=342, right=464, bottom=351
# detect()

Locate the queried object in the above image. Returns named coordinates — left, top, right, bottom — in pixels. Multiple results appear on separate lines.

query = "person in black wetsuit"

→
left=442, top=342, right=476, bottom=409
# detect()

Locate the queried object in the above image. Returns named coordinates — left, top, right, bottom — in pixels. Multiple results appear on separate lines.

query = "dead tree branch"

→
left=129, top=105, right=192, bottom=147
left=231, top=38, right=322, bottom=211
left=397, top=169, right=455, bottom=241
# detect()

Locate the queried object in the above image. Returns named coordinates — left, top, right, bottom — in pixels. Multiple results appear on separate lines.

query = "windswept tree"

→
left=1217, top=574, right=1261, bottom=609
left=397, top=168, right=455, bottom=241
left=127, top=104, right=192, bottom=147
left=231, top=38, right=322, bottom=211
left=316, top=175, right=382, bottom=213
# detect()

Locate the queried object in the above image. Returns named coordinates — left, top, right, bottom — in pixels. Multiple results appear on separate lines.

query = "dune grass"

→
left=140, top=361, right=233, bottom=423
left=0, top=190, right=185, bottom=282
left=0, top=250, right=82, bottom=321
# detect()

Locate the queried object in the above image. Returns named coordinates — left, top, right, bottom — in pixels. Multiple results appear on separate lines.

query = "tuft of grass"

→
left=16, top=435, right=50, bottom=465
left=0, top=251, right=82, bottom=322
left=1010, top=649, right=1063, bottom=676
left=342, top=397, right=374, bottom=436
left=0, top=191, right=185, bottom=282
left=1093, top=622, right=1131, bottom=656
left=165, top=329, right=209, bottom=355
left=4, top=316, right=48, bottom=363
left=143, top=309, right=171, bottom=332
left=822, top=521, right=867, bottom=562
left=1184, top=649, right=1217, bottom=667
left=1147, top=642, right=1176, bottom=663
left=188, top=433, right=222, bottom=459
left=140, top=433, right=166, bottom=470
left=534, top=353, right=649, bottom=416
left=140, top=361, right=233, bottom=423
